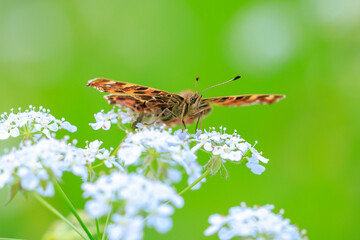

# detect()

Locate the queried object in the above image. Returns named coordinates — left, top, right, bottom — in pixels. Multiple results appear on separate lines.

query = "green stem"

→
left=178, top=168, right=211, bottom=195
left=116, top=121, right=126, bottom=131
left=101, top=204, right=113, bottom=240
left=111, top=143, right=121, bottom=156
left=95, top=218, right=101, bottom=240
left=33, top=193, right=89, bottom=240
left=90, top=162, right=104, bottom=169
left=54, top=182, right=94, bottom=240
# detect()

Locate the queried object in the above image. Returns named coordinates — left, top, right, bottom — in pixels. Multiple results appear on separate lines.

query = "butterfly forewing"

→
left=203, top=94, right=285, bottom=107
left=87, top=78, right=181, bottom=98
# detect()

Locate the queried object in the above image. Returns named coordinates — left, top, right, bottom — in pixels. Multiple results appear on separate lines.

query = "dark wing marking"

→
left=105, top=94, right=180, bottom=117
left=87, top=78, right=183, bottom=100
left=105, top=95, right=147, bottom=111
left=203, top=94, right=285, bottom=107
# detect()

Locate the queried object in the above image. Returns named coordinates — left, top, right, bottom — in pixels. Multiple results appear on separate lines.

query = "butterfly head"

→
left=179, top=90, right=201, bottom=103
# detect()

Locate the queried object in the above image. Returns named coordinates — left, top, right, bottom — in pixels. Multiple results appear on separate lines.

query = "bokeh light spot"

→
left=0, top=2, right=73, bottom=63
left=224, top=4, right=301, bottom=75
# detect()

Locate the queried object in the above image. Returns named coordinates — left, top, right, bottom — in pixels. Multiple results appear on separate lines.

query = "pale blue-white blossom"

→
left=117, top=126, right=203, bottom=187
left=96, top=148, right=123, bottom=169
left=204, top=203, right=307, bottom=240
left=107, top=214, right=144, bottom=240
left=147, top=204, right=175, bottom=233
left=246, top=146, right=269, bottom=175
left=193, top=127, right=269, bottom=175
left=0, top=138, right=111, bottom=196
left=89, top=109, right=118, bottom=130
left=82, top=172, right=183, bottom=236
left=0, top=106, right=77, bottom=140
left=89, top=108, right=136, bottom=130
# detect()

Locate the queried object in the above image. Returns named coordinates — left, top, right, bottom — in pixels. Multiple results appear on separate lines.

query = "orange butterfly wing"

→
left=203, top=94, right=285, bottom=106
left=87, top=78, right=180, bottom=97
left=87, top=78, right=186, bottom=121
left=105, top=94, right=181, bottom=116
left=88, top=78, right=285, bottom=127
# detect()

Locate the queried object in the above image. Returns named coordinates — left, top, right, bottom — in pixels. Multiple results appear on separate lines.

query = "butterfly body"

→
left=87, top=78, right=285, bottom=128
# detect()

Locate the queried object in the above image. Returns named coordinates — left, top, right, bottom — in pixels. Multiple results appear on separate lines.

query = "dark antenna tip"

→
left=233, top=75, right=241, bottom=80
left=194, top=76, right=200, bottom=93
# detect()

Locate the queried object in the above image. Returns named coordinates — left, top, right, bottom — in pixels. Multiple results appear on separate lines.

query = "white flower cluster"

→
left=204, top=203, right=307, bottom=240
left=0, top=138, right=110, bottom=197
left=0, top=106, right=77, bottom=140
left=82, top=172, right=184, bottom=240
left=0, top=104, right=299, bottom=240
left=193, top=127, right=269, bottom=175
left=117, top=126, right=204, bottom=188
left=89, top=108, right=135, bottom=130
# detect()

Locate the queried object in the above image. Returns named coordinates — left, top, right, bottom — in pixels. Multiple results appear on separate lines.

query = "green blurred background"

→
left=1, top=0, right=359, bottom=239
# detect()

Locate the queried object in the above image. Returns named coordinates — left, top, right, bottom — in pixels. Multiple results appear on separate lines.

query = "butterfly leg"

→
left=180, top=103, right=187, bottom=131
left=131, top=102, right=147, bottom=129
left=182, top=120, right=187, bottom=130
left=199, top=113, right=204, bottom=129
left=195, top=102, right=201, bottom=131
left=195, top=105, right=212, bottom=131
left=145, top=108, right=170, bottom=125
left=132, top=109, right=145, bottom=129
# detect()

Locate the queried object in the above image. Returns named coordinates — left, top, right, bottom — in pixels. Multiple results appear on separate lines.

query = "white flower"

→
left=117, top=109, right=135, bottom=124
left=59, top=120, right=77, bottom=132
left=82, top=172, right=183, bottom=235
left=0, top=127, right=10, bottom=140
left=147, top=204, right=174, bottom=233
left=192, top=127, right=249, bottom=161
left=107, top=214, right=144, bottom=240
left=117, top=126, right=203, bottom=187
left=192, top=127, right=269, bottom=175
left=96, top=148, right=123, bottom=169
left=0, top=106, right=77, bottom=141
left=89, top=108, right=136, bottom=130
left=204, top=214, right=229, bottom=237
left=204, top=203, right=307, bottom=240
left=89, top=110, right=118, bottom=130
left=85, top=199, right=110, bottom=218
left=33, top=115, right=59, bottom=138
left=118, top=143, right=143, bottom=166
left=81, top=140, right=104, bottom=165
left=0, top=138, right=112, bottom=196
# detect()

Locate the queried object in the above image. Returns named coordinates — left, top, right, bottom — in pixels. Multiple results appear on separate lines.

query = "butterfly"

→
left=87, top=76, right=285, bottom=129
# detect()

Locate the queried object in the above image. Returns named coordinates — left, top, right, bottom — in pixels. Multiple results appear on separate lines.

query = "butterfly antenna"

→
left=200, top=75, right=241, bottom=94
left=194, top=76, right=199, bottom=93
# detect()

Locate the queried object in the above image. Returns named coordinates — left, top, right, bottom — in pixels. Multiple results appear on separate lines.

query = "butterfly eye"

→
left=190, top=95, right=198, bottom=103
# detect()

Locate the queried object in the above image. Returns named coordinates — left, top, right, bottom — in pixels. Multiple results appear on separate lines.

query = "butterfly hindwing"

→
left=105, top=95, right=146, bottom=111
left=105, top=94, right=178, bottom=117
left=203, top=94, right=285, bottom=107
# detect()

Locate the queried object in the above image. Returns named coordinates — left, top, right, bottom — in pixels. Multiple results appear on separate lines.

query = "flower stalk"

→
left=33, top=193, right=89, bottom=240
left=101, top=204, right=113, bottom=240
left=54, top=181, right=94, bottom=240
left=95, top=218, right=101, bottom=240
left=179, top=168, right=211, bottom=195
